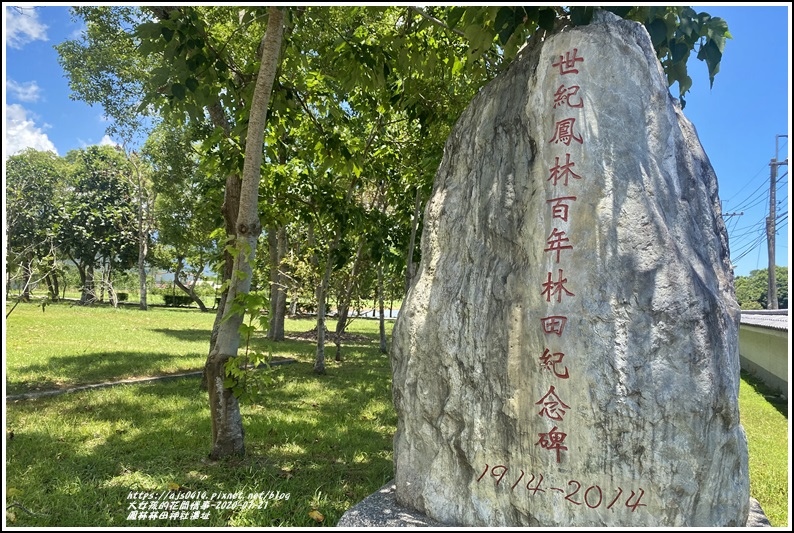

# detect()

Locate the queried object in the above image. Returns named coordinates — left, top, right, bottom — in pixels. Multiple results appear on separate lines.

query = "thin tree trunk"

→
left=135, top=158, right=149, bottom=311
left=275, top=226, right=287, bottom=333
left=20, top=257, right=32, bottom=302
left=405, top=186, right=422, bottom=294
left=309, top=221, right=341, bottom=375
left=83, top=263, right=96, bottom=304
left=202, top=110, right=243, bottom=390
left=335, top=239, right=365, bottom=361
left=174, top=257, right=208, bottom=312
left=205, top=7, right=284, bottom=460
left=267, top=224, right=287, bottom=340
left=378, top=261, right=387, bottom=353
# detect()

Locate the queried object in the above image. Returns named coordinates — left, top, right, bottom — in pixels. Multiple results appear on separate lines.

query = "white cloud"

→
left=99, top=134, right=118, bottom=147
left=6, top=79, right=42, bottom=103
left=5, top=6, right=48, bottom=49
left=4, top=104, right=58, bottom=158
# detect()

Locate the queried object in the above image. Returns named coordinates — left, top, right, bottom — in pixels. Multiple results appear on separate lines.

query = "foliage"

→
left=431, top=5, right=731, bottom=108
left=53, top=146, right=139, bottom=303
left=55, top=6, right=155, bottom=143
left=734, top=267, right=788, bottom=310
left=222, top=291, right=275, bottom=405
left=5, top=149, right=69, bottom=301
left=143, top=118, right=223, bottom=285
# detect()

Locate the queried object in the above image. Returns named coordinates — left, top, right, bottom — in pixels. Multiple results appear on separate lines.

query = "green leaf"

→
left=171, top=83, right=186, bottom=100
left=604, top=6, right=633, bottom=18
left=670, top=40, right=690, bottom=64
left=495, top=6, right=515, bottom=32
left=646, top=18, right=667, bottom=49
left=569, top=6, right=594, bottom=26
left=537, top=8, right=556, bottom=32
left=696, top=39, right=722, bottom=88
left=161, top=26, right=174, bottom=43
left=447, top=6, right=466, bottom=29
left=184, top=76, right=199, bottom=92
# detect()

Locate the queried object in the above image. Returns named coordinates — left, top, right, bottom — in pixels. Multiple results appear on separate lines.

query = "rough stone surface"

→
left=337, top=484, right=770, bottom=528
left=391, top=10, right=749, bottom=527
left=336, top=483, right=447, bottom=527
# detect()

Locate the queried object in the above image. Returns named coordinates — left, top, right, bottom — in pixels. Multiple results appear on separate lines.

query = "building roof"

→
left=739, top=310, right=789, bottom=332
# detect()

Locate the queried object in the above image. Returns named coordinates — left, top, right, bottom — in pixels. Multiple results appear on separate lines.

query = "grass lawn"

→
left=3, top=301, right=790, bottom=526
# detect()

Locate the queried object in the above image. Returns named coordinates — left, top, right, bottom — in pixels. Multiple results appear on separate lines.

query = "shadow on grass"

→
left=6, top=356, right=396, bottom=527
left=150, top=328, right=213, bottom=343
left=7, top=351, right=204, bottom=396
left=741, top=369, right=788, bottom=419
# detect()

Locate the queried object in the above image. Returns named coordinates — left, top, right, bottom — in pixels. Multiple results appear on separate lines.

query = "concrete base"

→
left=337, top=482, right=771, bottom=527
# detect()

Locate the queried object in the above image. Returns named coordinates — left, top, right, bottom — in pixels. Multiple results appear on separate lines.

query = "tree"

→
left=144, top=118, right=222, bottom=312
left=5, top=149, right=66, bottom=309
left=56, top=145, right=139, bottom=305
left=735, top=267, right=788, bottom=310
left=203, top=7, right=285, bottom=458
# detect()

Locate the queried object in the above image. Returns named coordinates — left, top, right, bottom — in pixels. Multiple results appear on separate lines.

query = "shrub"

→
left=163, top=294, right=194, bottom=307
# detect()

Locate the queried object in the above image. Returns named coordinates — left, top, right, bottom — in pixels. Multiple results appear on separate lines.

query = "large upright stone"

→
left=391, top=10, right=749, bottom=527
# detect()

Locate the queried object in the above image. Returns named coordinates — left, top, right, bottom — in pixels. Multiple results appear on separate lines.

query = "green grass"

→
left=5, top=302, right=217, bottom=395
left=4, top=301, right=790, bottom=526
left=738, top=370, right=789, bottom=527
left=5, top=301, right=395, bottom=526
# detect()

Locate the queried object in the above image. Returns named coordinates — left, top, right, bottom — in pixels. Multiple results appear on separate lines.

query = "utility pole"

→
left=766, top=134, right=788, bottom=309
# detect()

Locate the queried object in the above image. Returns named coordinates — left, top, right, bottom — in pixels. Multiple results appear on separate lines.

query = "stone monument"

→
left=389, top=10, right=750, bottom=527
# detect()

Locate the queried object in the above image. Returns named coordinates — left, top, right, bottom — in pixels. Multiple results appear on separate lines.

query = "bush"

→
left=163, top=294, right=194, bottom=307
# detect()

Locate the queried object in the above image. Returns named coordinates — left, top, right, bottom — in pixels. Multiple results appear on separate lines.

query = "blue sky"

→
left=2, top=3, right=791, bottom=279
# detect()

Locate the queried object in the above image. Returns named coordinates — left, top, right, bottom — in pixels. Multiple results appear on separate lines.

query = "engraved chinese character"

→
left=547, top=196, right=577, bottom=221
left=553, top=84, right=583, bottom=108
left=535, top=385, right=571, bottom=421
left=541, top=269, right=575, bottom=303
left=536, top=425, right=568, bottom=463
left=548, top=153, right=582, bottom=186
left=540, top=315, right=567, bottom=336
left=544, top=228, right=573, bottom=263
left=540, top=348, right=569, bottom=378
left=549, top=118, right=583, bottom=146
left=552, top=48, right=584, bottom=75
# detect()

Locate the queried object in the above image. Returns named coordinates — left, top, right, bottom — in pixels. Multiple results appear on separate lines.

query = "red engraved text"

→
left=540, top=348, right=569, bottom=379
left=547, top=196, right=577, bottom=221
left=536, top=426, right=568, bottom=463
left=547, top=153, right=582, bottom=186
left=551, top=48, right=584, bottom=75
left=553, top=84, right=583, bottom=109
left=549, top=118, right=583, bottom=146
left=535, top=385, right=571, bottom=421
left=541, top=269, right=575, bottom=303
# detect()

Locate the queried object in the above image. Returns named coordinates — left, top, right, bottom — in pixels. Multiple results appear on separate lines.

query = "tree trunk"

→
left=405, top=186, right=422, bottom=294
left=82, top=263, right=96, bottom=304
left=335, top=239, right=365, bottom=361
left=205, top=7, right=284, bottom=460
left=47, top=272, right=60, bottom=301
left=174, top=257, right=208, bottom=312
left=314, top=276, right=329, bottom=375
left=136, top=160, right=149, bottom=311
left=378, top=261, right=388, bottom=353
left=202, top=109, right=243, bottom=390
left=20, top=257, right=33, bottom=302
left=267, top=224, right=287, bottom=340
left=309, top=218, right=343, bottom=374
left=99, top=262, right=108, bottom=302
